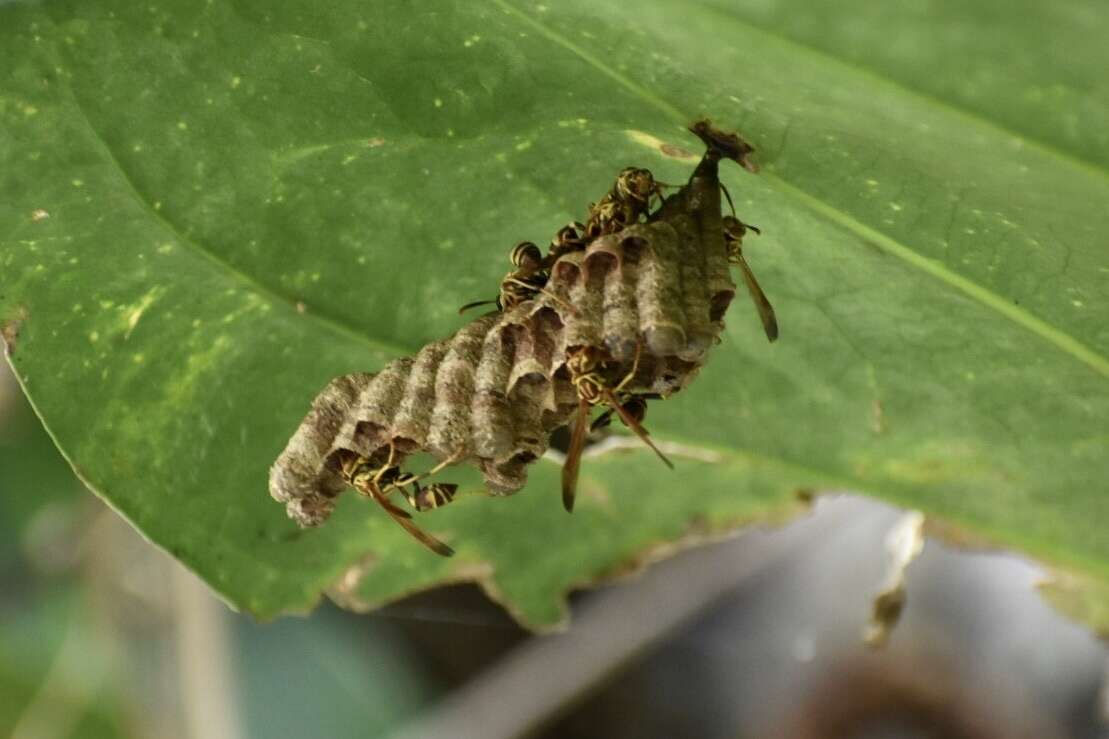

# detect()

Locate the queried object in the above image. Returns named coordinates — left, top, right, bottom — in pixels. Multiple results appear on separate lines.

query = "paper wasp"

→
left=614, top=166, right=667, bottom=209
left=543, top=221, right=587, bottom=269
left=459, top=241, right=574, bottom=314
left=336, top=446, right=456, bottom=556
left=722, top=215, right=778, bottom=342
left=582, top=166, right=669, bottom=241
left=561, top=344, right=673, bottom=512
left=583, top=192, right=639, bottom=241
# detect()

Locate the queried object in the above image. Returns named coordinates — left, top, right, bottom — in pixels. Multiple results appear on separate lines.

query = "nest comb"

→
left=269, top=121, right=764, bottom=539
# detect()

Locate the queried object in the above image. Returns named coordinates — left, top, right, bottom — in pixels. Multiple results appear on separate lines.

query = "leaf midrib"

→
left=489, top=0, right=1109, bottom=382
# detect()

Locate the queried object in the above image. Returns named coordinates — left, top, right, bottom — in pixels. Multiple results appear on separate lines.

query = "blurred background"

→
left=2, top=358, right=1106, bottom=738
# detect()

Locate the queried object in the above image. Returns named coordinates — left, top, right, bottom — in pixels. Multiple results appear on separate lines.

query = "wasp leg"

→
left=612, top=341, right=643, bottom=395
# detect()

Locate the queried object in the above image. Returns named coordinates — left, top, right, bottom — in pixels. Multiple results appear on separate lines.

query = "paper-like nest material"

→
left=270, top=154, right=735, bottom=526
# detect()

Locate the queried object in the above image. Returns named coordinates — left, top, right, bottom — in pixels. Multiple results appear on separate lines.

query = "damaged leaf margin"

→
left=321, top=451, right=823, bottom=631
left=864, top=510, right=925, bottom=647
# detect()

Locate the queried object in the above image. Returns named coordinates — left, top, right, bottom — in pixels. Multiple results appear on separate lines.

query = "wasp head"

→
left=615, top=167, right=658, bottom=205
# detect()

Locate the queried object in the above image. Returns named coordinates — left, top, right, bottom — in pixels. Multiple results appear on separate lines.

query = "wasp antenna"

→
left=458, top=299, right=496, bottom=315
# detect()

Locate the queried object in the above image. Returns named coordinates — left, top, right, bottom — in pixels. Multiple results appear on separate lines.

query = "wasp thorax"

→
left=722, top=215, right=763, bottom=262
left=722, top=215, right=761, bottom=240
left=722, top=215, right=747, bottom=242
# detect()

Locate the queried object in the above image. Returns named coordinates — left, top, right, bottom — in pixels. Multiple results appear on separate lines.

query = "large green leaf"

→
left=2, top=0, right=1106, bottom=630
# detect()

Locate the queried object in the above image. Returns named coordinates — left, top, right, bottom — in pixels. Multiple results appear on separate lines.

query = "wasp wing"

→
left=736, top=254, right=778, bottom=342
left=561, top=400, right=590, bottom=512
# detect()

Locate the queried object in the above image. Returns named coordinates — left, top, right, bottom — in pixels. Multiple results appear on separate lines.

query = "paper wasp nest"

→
left=271, top=124, right=751, bottom=529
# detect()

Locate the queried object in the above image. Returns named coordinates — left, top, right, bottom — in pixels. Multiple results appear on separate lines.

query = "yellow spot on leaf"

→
left=124, top=287, right=164, bottom=339
left=625, top=129, right=697, bottom=162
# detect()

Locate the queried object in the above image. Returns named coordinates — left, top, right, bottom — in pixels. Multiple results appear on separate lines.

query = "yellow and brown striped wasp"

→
left=722, top=215, right=777, bottom=342
left=561, top=344, right=673, bottom=512
left=459, top=241, right=573, bottom=314
left=336, top=445, right=458, bottom=556
left=583, top=192, right=639, bottom=241
left=542, top=221, right=587, bottom=269
left=582, top=166, right=670, bottom=241
left=614, top=166, right=667, bottom=210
